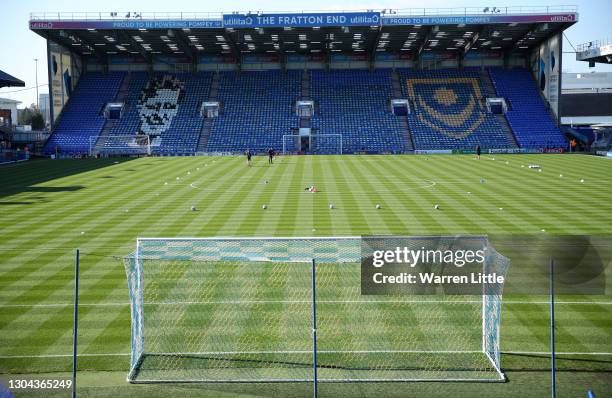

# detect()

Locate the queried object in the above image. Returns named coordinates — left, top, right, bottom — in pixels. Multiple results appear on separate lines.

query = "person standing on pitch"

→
left=476, top=144, right=481, bottom=160
left=268, top=148, right=275, bottom=165
left=246, top=149, right=253, bottom=167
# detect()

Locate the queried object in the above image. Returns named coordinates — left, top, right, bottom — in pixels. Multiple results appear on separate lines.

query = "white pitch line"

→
left=0, top=353, right=130, bottom=359
left=2, top=350, right=610, bottom=359
left=1, top=300, right=611, bottom=308
left=420, top=179, right=437, bottom=189
left=503, top=351, right=612, bottom=356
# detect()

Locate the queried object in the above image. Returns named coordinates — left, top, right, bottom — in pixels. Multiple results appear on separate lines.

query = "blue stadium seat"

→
left=488, top=67, right=567, bottom=149
left=44, top=68, right=565, bottom=155
left=97, top=72, right=211, bottom=155
left=44, top=72, right=124, bottom=155
left=310, top=69, right=406, bottom=153
left=397, top=69, right=512, bottom=151
left=206, top=70, right=300, bottom=153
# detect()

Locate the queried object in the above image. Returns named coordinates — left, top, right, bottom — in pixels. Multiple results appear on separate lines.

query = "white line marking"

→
left=0, top=353, right=130, bottom=358
left=1, top=350, right=610, bottom=359
left=420, top=179, right=436, bottom=189
left=1, top=300, right=611, bottom=308
left=503, top=351, right=612, bottom=356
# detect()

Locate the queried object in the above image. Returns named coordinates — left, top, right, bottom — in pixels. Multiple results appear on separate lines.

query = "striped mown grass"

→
left=0, top=154, right=610, bottom=396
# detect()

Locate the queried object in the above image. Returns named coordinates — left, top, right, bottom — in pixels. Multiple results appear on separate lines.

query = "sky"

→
left=1, top=0, right=611, bottom=108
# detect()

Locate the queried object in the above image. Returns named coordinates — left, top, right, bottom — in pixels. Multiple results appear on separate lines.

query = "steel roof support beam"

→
left=513, top=25, right=537, bottom=51
left=416, top=26, right=434, bottom=67
left=222, top=32, right=242, bottom=71
left=463, top=25, right=485, bottom=56
left=171, top=29, right=196, bottom=60
left=115, top=30, right=152, bottom=64
left=69, top=32, right=106, bottom=63
left=370, top=26, right=383, bottom=69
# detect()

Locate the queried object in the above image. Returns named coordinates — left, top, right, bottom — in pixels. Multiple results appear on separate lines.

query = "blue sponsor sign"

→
left=382, top=13, right=576, bottom=26
left=30, top=12, right=576, bottom=31
left=30, top=19, right=222, bottom=30
left=223, top=12, right=380, bottom=28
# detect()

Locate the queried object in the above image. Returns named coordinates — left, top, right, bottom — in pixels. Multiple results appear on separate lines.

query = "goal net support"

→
left=124, top=237, right=508, bottom=384
left=90, top=134, right=151, bottom=156
left=282, top=134, right=342, bottom=155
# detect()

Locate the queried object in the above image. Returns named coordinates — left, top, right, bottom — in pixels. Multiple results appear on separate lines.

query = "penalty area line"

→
left=1, top=300, right=612, bottom=308
left=2, top=350, right=611, bottom=359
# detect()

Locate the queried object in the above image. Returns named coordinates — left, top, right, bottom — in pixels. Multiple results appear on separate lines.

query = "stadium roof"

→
left=576, top=38, right=612, bottom=64
left=0, top=69, right=25, bottom=88
left=29, top=7, right=577, bottom=60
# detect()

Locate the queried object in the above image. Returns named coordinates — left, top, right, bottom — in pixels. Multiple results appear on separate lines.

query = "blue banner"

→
left=223, top=12, right=380, bottom=28
left=382, top=13, right=576, bottom=26
left=30, top=19, right=222, bottom=30
left=30, top=12, right=576, bottom=31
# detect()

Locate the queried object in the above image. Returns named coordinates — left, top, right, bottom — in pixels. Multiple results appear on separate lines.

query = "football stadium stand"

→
left=44, top=67, right=567, bottom=155
left=489, top=67, right=567, bottom=149
left=310, top=69, right=407, bottom=153
left=152, top=73, right=210, bottom=154
left=105, top=72, right=150, bottom=137
left=31, top=8, right=576, bottom=156
left=399, top=68, right=515, bottom=151
left=44, top=72, right=124, bottom=154
left=206, top=70, right=300, bottom=153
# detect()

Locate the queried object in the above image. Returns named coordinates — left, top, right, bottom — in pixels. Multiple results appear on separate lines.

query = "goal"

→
left=282, top=134, right=342, bottom=155
left=124, top=237, right=507, bottom=384
left=89, top=134, right=151, bottom=156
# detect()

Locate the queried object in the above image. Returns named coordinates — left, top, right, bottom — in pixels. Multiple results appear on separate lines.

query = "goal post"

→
left=124, top=237, right=508, bottom=384
left=90, top=134, right=151, bottom=156
left=282, top=134, right=342, bottom=155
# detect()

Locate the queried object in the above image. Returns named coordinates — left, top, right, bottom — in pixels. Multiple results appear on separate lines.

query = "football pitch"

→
left=0, top=154, right=611, bottom=397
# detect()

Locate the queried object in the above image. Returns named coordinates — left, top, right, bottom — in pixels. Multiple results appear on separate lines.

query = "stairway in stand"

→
left=196, top=72, right=219, bottom=153
left=482, top=69, right=519, bottom=148
left=391, top=70, right=414, bottom=151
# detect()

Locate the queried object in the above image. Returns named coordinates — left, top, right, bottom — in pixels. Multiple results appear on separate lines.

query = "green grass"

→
left=0, top=154, right=611, bottom=397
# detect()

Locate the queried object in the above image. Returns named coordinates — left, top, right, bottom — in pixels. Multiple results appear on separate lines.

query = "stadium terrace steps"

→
left=197, top=118, right=213, bottom=152
left=44, top=68, right=565, bottom=155
left=43, top=72, right=125, bottom=155
left=310, top=69, right=407, bottom=153
left=301, top=71, right=310, bottom=99
left=391, top=70, right=415, bottom=151
left=488, top=67, right=567, bottom=149
left=206, top=70, right=301, bottom=153
left=196, top=73, right=220, bottom=152
left=481, top=70, right=520, bottom=147
left=495, top=113, right=519, bottom=148
left=107, top=72, right=150, bottom=137
left=94, top=73, right=134, bottom=149
left=151, top=73, right=212, bottom=155
left=398, top=68, right=516, bottom=151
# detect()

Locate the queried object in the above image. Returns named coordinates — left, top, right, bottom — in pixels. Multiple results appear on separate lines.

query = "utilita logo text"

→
left=550, top=15, right=575, bottom=22
left=30, top=22, right=54, bottom=29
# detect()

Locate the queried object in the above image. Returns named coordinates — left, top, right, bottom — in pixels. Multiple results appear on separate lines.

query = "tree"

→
left=18, top=107, right=33, bottom=125
left=31, top=112, right=45, bottom=130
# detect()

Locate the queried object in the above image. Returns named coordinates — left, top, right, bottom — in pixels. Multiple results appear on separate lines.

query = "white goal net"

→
left=282, top=134, right=342, bottom=155
left=124, top=237, right=507, bottom=384
left=90, top=134, right=151, bottom=156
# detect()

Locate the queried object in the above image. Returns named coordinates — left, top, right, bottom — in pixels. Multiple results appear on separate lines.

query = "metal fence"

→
left=30, top=6, right=578, bottom=21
